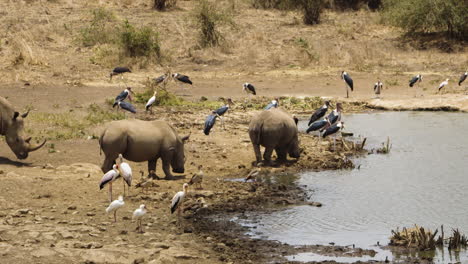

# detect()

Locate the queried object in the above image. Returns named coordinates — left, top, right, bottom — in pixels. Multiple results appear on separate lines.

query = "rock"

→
left=58, top=230, right=75, bottom=239
left=0, top=170, right=4, bottom=174
left=307, top=202, right=322, bottom=207
left=31, top=247, right=56, bottom=258
left=67, top=206, right=77, bottom=210
left=133, top=257, right=145, bottom=264
left=56, top=165, right=71, bottom=171
left=86, top=212, right=95, bottom=216
left=152, top=242, right=170, bottom=249
left=6, top=172, right=20, bottom=177
left=73, top=242, right=103, bottom=249
left=43, top=163, right=55, bottom=170
left=17, top=208, right=30, bottom=215
left=206, top=236, right=213, bottom=242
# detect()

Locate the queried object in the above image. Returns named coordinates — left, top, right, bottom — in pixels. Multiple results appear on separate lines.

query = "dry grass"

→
left=0, top=0, right=465, bottom=84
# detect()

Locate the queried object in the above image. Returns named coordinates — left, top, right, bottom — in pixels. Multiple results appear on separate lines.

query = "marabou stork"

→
left=459, top=72, right=467, bottom=86
left=204, top=112, right=218, bottom=135
left=264, top=99, right=279, bottom=110
left=374, top=80, right=383, bottom=98
left=341, top=71, right=353, bottom=98
left=308, top=101, right=331, bottom=126
left=326, top=102, right=343, bottom=126
left=112, top=87, right=134, bottom=107
left=116, top=101, right=137, bottom=114
left=110, top=67, right=131, bottom=81
left=323, top=121, right=345, bottom=151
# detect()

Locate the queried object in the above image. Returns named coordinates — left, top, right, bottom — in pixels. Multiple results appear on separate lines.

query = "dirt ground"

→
left=1, top=0, right=467, bottom=263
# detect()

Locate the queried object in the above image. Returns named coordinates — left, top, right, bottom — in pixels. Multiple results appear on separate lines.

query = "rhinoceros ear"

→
left=13, top=112, right=19, bottom=120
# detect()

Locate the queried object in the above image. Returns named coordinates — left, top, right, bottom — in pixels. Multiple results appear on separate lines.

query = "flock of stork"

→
left=101, top=66, right=468, bottom=229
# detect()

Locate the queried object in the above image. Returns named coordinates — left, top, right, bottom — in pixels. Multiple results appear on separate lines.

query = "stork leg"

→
left=123, top=181, right=126, bottom=196
left=109, top=183, right=113, bottom=202
left=333, top=135, right=337, bottom=152
left=346, top=85, right=349, bottom=98
left=114, top=211, right=117, bottom=222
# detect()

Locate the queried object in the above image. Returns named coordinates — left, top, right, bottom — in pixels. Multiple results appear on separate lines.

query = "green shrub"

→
left=80, top=7, right=117, bottom=47
left=120, top=20, right=162, bottom=58
left=382, top=0, right=468, bottom=40
left=194, top=0, right=234, bottom=47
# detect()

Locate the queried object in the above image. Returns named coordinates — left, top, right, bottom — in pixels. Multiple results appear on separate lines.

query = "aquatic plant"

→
left=376, top=137, right=391, bottom=154
left=390, top=225, right=441, bottom=250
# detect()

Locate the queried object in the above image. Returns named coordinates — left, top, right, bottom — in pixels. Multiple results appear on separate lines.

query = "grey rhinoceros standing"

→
left=0, top=96, right=46, bottom=159
left=99, top=119, right=190, bottom=179
left=248, top=108, right=300, bottom=165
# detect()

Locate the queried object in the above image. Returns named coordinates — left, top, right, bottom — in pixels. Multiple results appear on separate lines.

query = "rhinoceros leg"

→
left=101, top=155, right=118, bottom=174
left=252, top=144, right=262, bottom=165
left=161, top=153, right=175, bottom=180
left=147, top=159, right=159, bottom=179
left=263, top=147, right=274, bottom=164
left=275, top=147, right=287, bottom=161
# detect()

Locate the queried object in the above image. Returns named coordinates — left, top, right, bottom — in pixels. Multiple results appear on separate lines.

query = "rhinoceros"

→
left=248, top=108, right=300, bottom=165
left=99, top=119, right=190, bottom=179
left=0, top=97, right=46, bottom=159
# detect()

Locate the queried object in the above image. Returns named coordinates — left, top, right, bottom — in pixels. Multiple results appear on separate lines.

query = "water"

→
left=240, top=112, right=468, bottom=263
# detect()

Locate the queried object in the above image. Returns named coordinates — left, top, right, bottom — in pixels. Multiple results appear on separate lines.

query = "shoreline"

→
left=0, top=91, right=466, bottom=263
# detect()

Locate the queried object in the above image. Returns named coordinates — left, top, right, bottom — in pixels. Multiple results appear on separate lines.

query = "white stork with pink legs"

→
left=118, top=154, right=132, bottom=196
left=100, top=164, right=120, bottom=202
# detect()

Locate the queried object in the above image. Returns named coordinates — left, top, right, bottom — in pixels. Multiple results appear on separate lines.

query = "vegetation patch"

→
left=193, top=0, right=235, bottom=48
left=80, top=8, right=162, bottom=66
left=382, top=0, right=468, bottom=41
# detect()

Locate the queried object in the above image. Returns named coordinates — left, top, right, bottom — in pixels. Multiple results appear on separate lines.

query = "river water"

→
left=239, top=112, right=468, bottom=263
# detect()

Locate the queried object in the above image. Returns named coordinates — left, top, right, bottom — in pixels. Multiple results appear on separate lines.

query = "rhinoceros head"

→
left=171, top=133, right=190, bottom=174
left=5, top=111, right=46, bottom=160
left=288, top=137, right=301, bottom=159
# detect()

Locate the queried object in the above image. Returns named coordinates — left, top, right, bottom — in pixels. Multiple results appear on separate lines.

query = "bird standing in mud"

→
left=153, top=74, right=167, bottom=85
left=106, top=195, right=125, bottom=222
left=213, top=98, right=234, bottom=129
left=145, top=90, right=158, bottom=113
left=437, top=78, right=449, bottom=93
left=327, top=102, right=343, bottom=126
left=264, top=99, right=279, bottom=110
left=409, top=74, right=423, bottom=87
left=341, top=71, right=353, bottom=98
left=172, top=73, right=193, bottom=88
left=245, top=168, right=261, bottom=182
left=112, top=87, right=134, bottom=107
left=459, top=72, right=467, bottom=86
left=171, top=183, right=189, bottom=221
left=373, top=80, right=383, bottom=98
left=110, top=67, right=131, bottom=81
left=203, top=111, right=218, bottom=135
left=133, top=204, right=148, bottom=233
left=243, top=83, right=256, bottom=95
left=306, top=117, right=331, bottom=141
left=118, top=154, right=132, bottom=196
left=308, top=101, right=331, bottom=126
left=115, top=101, right=137, bottom=114
left=189, top=165, right=204, bottom=189
left=323, top=121, right=345, bottom=151
left=99, top=164, right=120, bottom=202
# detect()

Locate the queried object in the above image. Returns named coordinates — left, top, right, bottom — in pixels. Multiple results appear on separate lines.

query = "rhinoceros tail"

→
left=99, top=129, right=106, bottom=156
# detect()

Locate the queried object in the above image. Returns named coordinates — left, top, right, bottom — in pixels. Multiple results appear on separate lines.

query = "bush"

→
left=194, top=0, right=234, bottom=47
left=300, top=0, right=324, bottom=25
left=154, top=0, right=177, bottom=11
left=382, top=0, right=468, bottom=41
left=251, top=0, right=324, bottom=25
left=80, top=8, right=116, bottom=47
left=120, top=20, right=161, bottom=58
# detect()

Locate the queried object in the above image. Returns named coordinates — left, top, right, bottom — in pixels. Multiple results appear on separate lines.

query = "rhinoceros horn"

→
left=181, top=132, right=191, bottom=142
left=21, top=110, right=30, bottom=118
left=28, top=139, right=47, bottom=152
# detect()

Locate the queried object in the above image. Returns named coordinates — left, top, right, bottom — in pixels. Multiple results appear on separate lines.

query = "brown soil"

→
left=1, top=0, right=467, bottom=263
